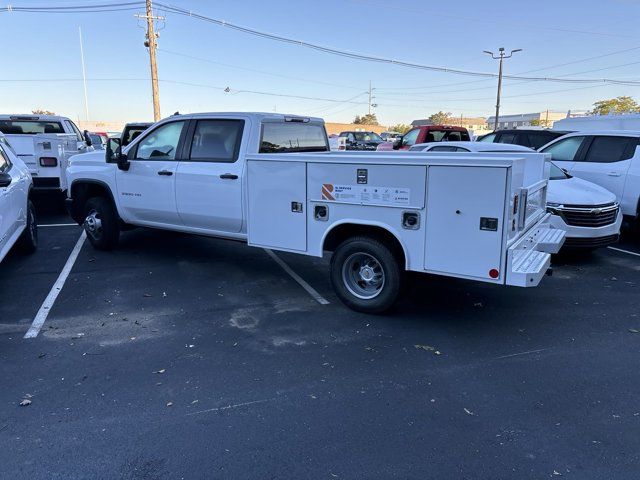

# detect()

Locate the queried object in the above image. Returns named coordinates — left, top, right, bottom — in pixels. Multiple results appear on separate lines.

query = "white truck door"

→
left=116, top=120, right=186, bottom=225
left=424, top=165, right=507, bottom=281
left=0, top=148, right=18, bottom=254
left=175, top=119, right=245, bottom=232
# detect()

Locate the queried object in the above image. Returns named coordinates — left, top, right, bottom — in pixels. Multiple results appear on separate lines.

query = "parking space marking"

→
left=263, top=248, right=330, bottom=305
left=24, top=231, right=87, bottom=339
left=38, top=223, right=79, bottom=227
left=608, top=246, right=640, bottom=258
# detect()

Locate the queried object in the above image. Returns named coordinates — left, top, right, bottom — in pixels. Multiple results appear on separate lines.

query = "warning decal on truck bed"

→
left=321, top=183, right=410, bottom=206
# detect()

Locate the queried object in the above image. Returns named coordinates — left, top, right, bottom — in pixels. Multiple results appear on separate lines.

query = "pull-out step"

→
left=507, top=249, right=551, bottom=287
left=534, top=228, right=566, bottom=254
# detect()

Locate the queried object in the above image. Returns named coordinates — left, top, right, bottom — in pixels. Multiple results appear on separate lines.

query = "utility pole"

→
left=367, top=81, right=377, bottom=118
left=136, top=0, right=164, bottom=121
left=484, top=48, right=522, bottom=131
left=78, top=26, right=90, bottom=121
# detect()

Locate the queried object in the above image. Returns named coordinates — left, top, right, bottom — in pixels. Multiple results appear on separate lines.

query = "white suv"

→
left=539, top=131, right=640, bottom=227
left=0, top=135, right=37, bottom=263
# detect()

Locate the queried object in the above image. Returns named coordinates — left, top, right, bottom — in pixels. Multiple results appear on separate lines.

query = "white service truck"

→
left=66, top=112, right=564, bottom=313
left=0, top=114, right=93, bottom=192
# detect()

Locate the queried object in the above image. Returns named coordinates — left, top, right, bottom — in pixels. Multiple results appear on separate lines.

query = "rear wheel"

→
left=83, top=197, right=119, bottom=250
left=17, top=200, right=37, bottom=254
left=330, top=236, right=402, bottom=313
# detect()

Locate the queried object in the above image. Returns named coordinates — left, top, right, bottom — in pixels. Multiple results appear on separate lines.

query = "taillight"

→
left=489, top=269, right=499, bottom=279
left=39, top=157, right=57, bottom=167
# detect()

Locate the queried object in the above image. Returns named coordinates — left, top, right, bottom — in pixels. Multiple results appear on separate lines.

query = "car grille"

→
left=556, top=203, right=619, bottom=227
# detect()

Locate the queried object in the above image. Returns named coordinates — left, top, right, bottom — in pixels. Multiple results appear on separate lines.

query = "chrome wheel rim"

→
left=342, top=252, right=385, bottom=300
left=84, top=209, right=103, bottom=239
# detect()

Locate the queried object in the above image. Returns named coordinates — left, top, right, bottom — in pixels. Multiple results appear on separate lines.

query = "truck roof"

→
left=164, top=112, right=325, bottom=124
left=0, top=114, right=72, bottom=121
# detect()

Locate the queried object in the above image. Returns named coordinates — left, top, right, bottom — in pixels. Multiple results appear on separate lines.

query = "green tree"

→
left=590, top=96, right=640, bottom=115
left=353, top=113, right=379, bottom=125
left=530, top=119, right=551, bottom=128
left=388, top=124, right=412, bottom=134
left=32, top=109, right=56, bottom=115
left=428, top=111, right=452, bottom=125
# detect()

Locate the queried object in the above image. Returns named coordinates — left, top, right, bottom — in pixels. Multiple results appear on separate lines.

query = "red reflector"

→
left=39, top=157, right=57, bottom=167
left=489, top=269, right=499, bottom=279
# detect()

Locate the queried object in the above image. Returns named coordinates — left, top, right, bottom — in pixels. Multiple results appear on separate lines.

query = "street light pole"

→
left=484, top=48, right=522, bottom=131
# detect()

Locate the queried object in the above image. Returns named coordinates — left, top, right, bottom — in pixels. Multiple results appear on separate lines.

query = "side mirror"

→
left=393, top=137, right=402, bottom=150
left=0, top=172, right=11, bottom=188
left=83, top=130, right=93, bottom=147
left=106, top=137, right=130, bottom=171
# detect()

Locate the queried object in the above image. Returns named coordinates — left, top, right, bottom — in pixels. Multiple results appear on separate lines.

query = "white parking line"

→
left=608, top=246, right=640, bottom=258
left=24, top=231, right=87, bottom=339
left=263, top=248, right=330, bottom=305
left=38, top=223, right=79, bottom=227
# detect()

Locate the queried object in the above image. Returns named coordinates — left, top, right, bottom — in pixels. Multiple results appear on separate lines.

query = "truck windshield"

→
left=0, top=120, right=65, bottom=135
left=260, top=123, right=329, bottom=153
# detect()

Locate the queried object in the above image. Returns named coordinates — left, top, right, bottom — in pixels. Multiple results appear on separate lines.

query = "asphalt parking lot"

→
left=1, top=197, right=640, bottom=480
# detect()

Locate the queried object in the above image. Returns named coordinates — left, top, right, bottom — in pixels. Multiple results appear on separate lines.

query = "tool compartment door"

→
left=247, top=160, right=307, bottom=252
left=424, top=165, right=508, bottom=281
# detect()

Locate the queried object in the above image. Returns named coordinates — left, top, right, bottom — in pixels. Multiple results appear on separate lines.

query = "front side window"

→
left=540, top=136, right=584, bottom=162
left=189, top=120, right=244, bottom=162
left=584, top=136, right=636, bottom=163
left=401, top=128, right=420, bottom=147
left=497, top=132, right=517, bottom=144
left=134, top=121, right=185, bottom=160
left=478, top=133, right=497, bottom=143
left=260, top=122, right=328, bottom=153
left=0, top=145, right=10, bottom=172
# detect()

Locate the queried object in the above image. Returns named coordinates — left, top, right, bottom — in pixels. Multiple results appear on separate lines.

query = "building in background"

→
left=486, top=111, right=567, bottom=130
left=77, top=120, right=126, bottom=134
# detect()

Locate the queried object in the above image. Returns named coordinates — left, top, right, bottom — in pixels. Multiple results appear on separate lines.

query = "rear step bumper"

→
left=506, top=214, right=565, bottom=287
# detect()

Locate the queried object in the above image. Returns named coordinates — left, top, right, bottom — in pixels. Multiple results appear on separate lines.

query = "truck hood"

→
left=69, top=150, right=106, bottom=167
left=547, top=176, right=617, bottom=206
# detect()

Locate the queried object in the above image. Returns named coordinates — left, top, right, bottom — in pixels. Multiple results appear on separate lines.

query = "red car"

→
left=377, top=125, right=470, bottom=151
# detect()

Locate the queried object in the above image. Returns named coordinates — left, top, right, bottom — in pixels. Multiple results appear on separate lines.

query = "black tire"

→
left=329, top=235, right=403, bottom=314
left=17, top=200, right=37, bottom=254
left=83, top=196, right=119, bottom=250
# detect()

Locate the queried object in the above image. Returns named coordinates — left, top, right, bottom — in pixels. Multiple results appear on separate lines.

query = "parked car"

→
left=87, top=132, right=106, bottom=150
left=120, top=122, right=153, bottom=147
left=380, top=131, right=402, bottom=142
left=539, top=131, right=640, bottom=228
left=477, top=129, right=571, bottom=149
left=65, top=113, right=562, bottom=313
left=0, top=133, right=37, bottom=263
left=377, top=125, right=470, bottom=151
left=338, top=131, right=385, bottom=151
left=0, top=114, right=92, bottom=192
left=410, top=141, right=622, bottom=249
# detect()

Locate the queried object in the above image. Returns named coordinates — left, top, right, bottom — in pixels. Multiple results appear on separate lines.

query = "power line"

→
left=153, top=2, right=640, bottom=86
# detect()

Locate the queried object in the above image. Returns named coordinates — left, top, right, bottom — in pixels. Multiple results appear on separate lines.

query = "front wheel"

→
left=329, top=236, right=403, bottom=313
left=83, top=197, right=120, bottom=250
left=17, top=200, right=37, bottom=254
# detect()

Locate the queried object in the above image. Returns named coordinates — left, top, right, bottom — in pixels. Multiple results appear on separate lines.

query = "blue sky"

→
left=1, top=0, right=639, bottom=126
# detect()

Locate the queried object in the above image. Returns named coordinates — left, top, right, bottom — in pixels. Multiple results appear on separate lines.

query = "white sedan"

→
left=0, top=133, right=37, bottom=262
left=409, top=141, right=622, bottom=250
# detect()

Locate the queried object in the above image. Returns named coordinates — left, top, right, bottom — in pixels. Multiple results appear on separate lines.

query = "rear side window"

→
left=583, top=136, right=636, bottom=163
left=526, top=133, right=554, bottom=150
left=0, top=120, right=64, bottom=134
left=497, top=132, right=517, bottom=144
left=260, top=123, right=328, bottom=153
left=541, top=136, right=585, bottom=161
left=189, top=120, right=244, bottom=162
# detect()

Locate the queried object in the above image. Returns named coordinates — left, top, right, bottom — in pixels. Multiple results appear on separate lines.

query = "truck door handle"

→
left=607, top=172, right=621, bottom=177
left=220, top=174, right=238, bottom=180
left=157, top=170, right=173, bottom=176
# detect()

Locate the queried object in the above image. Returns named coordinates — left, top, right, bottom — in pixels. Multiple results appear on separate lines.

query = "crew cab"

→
left=0, top=133, right=37, bottom=263
left=0, top=114, right=92, bottom=192
left=66, top=112, right=563, bottom=313
left=377, top=125, right=470, bottom=151
left=410, top=142, right=622, bottom=249
left=539, top=131, right=640, bottom=228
